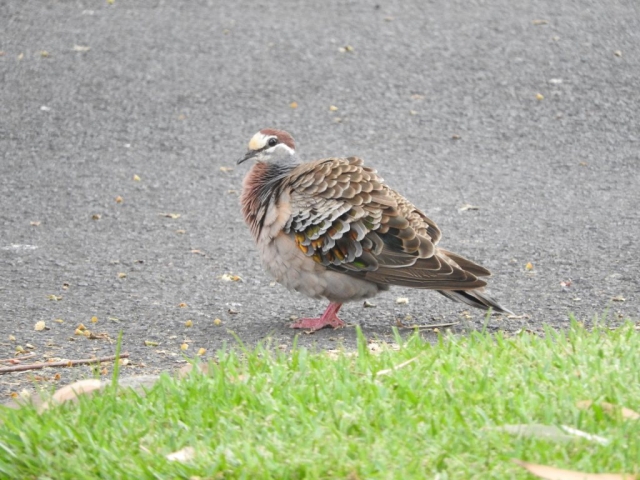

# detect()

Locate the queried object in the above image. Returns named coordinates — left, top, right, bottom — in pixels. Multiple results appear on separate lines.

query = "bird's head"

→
left=237, top=128, right=296, bottom=165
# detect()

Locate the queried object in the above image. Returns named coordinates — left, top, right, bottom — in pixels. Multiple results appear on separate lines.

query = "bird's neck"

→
left=241, top=161, right=297, bottom=240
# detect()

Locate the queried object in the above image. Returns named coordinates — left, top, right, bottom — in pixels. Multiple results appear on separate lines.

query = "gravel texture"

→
left=1, top=0, right=638, bottom=398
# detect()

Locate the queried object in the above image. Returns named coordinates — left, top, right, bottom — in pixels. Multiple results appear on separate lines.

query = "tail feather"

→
left=438, top=289, right=513, bottom=315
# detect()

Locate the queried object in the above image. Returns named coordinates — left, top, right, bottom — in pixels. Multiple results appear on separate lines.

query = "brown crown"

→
left=260, top=128, right=295, bottom=151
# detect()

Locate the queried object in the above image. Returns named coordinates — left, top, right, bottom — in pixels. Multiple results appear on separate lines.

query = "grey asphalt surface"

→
left=1, top=0, right=639, bottom=398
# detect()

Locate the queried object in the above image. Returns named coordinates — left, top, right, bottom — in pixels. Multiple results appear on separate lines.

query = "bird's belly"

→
left=259, top=232, right=382, bottom=303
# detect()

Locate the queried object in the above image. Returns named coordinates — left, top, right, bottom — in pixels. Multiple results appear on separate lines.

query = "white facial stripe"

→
left=275, top=143, right=295, bottom=155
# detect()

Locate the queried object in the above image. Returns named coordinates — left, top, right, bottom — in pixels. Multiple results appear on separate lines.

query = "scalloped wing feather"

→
left=283, top=157, right=489, bottom=290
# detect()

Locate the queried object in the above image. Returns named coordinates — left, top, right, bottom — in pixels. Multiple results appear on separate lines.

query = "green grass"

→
left=1, top=321, right=639, bottom=479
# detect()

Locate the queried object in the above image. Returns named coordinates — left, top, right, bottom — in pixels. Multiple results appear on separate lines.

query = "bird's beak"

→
left=237, top=150, right=257, bottom=165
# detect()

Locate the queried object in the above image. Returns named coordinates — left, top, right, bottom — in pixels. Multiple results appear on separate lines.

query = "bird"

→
left=237, top=128, right=512, bottom=331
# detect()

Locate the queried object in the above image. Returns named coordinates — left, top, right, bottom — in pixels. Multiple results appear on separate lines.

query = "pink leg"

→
left=290, top=302, right=345, bottom=331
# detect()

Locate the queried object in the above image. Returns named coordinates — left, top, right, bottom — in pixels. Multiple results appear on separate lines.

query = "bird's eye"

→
left=267, top=138, right=278, bottom=147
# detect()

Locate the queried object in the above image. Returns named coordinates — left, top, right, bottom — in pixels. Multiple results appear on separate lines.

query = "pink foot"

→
left=290, top=302, right=345, bottom=331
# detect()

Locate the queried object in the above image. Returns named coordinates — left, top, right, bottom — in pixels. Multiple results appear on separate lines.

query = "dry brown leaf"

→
left=40, top=379, right=103, bottom=411
left=577, top=400, right=640, bottom=420
left=514, top=460, right=636, bottom=480
left=166, top=446, right=196, bottom=463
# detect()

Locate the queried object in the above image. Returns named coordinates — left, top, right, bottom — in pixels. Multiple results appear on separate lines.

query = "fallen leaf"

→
left=514, top=460, right=636, bottom=480
left=220, top=273, right=242, bottom=282
left=577, top=400, right=640, bottom=420
left=493, top=424, right=609, bottom=445
left=40, top=379, right=103, bottom=411
left=166, top=446, right=195, bottom=463
left=459, top=204, right=480, bottom=212
left=72, top=45, right=91, bottom=52
left=34, top=321, right=46, bottom=331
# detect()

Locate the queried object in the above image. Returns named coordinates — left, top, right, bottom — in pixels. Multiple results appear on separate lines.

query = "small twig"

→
left=0, top=353, right=36, bottom=364
left=376, top=353, right=424, bottom=377
left=0, top=353, right=129, bottom=374
left=400, top=322, right=459, bottom=330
